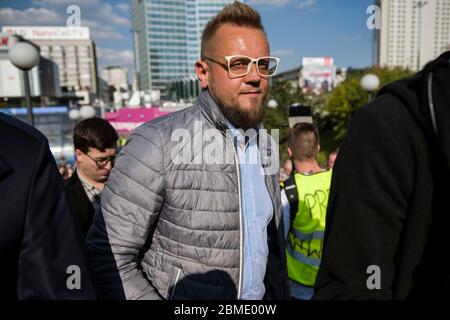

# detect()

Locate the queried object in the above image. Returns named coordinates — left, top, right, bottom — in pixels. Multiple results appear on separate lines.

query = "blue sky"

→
left=0, top=0, right=375, bottom=79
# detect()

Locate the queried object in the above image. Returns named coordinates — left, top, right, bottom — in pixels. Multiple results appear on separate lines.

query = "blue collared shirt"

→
left=227, top=123, right=273, bottom=300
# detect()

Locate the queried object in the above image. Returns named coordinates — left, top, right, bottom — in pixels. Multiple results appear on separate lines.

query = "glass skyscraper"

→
left=131, top=0, right=238, bottom=98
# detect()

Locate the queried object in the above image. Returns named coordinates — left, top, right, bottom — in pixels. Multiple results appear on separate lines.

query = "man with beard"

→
left=65, top=117, right=118, bottom=237
left=87, top=1, right=289, bottom=300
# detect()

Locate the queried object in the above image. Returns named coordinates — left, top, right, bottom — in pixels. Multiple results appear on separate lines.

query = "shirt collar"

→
left=77, top=170, right=101, bottom=193
left=224, top=118, right=260, bottom=142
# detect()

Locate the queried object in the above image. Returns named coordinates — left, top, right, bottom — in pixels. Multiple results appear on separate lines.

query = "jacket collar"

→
left=197, top=89, right=268, bottom=132
left=197, top=89, right=277, bottom=165
left=197, top=90, right=232, bottom=132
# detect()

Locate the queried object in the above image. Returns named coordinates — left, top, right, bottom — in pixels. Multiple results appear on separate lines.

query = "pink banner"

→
left=105, top=108, right=170, bottom=133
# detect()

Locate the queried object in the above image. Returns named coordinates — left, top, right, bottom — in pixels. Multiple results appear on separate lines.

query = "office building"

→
left=101, top=66, right=129, bottom=92
left=131, top=0, right=237, bottom=97
left=0, top=33, right=61, bottom=102
left=2, top=26, right=98, bottom=104
left=374, top=0, right=450, bottom=71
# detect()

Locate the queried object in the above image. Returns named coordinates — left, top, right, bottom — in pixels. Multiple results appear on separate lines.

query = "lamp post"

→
left=267, top=99, right=278, bottom=109
left=360, top=73, right=380, bottom=103
left=68, top=105, right=96, bottom=121
left=8, top=41, right=40, bottom=127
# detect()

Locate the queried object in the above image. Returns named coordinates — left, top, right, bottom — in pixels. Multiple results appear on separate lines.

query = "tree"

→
left=263, top=80, right=306, bottom=161
left=325, top=67, right=414, bottom=142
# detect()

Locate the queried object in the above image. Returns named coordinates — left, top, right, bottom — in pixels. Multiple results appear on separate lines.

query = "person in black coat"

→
left=313, top=51, right=450, bottom=300
left=64, top=117, right=118, bottom=237
left=0, top=113, right=96, bottom=299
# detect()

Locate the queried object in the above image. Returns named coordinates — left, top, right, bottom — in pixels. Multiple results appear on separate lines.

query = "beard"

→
left=210, top=88, right=266, bottom=130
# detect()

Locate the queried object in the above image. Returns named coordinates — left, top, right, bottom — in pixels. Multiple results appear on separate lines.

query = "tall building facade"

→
left=131, top=0, right=237, bottom=97
left=0, top=33, right=61, bottom=100
left=2, top=26, right=98, bottom=104
left=374, top=0, right=450, bottom=71
left=101, top=66, right=129, bottom=92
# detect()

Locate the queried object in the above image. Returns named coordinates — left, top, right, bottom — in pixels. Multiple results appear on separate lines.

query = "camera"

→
left=288, top=104, right=313, bottom=128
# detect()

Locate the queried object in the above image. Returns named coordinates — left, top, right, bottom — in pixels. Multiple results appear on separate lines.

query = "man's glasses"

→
left=84, top=152, right=116, bottom=168
left=203, top=55, right=280, bottom=78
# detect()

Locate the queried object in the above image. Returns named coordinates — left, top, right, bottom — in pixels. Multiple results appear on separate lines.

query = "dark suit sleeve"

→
left=313, top=105, right=414, bottom=299
left=17, top=137, right=97, bottom=299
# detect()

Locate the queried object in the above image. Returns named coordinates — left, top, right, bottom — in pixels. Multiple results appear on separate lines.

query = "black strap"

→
left=283, top=175, right=299, bottom=227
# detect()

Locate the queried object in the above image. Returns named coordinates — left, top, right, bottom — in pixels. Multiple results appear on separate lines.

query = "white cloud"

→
left=298, top=0, right=317, bottom=10
left=272, top=49, right=294, bottom=56
left=2, top=1, right=131, bottom=43
left=101, top=3, right=130, bottom=27
left=116, top=3, right=131, bottom=13
left=97, top=47, right=134, bottom=84
left=248, top=0, right=291, bottom=7
left=32, top=0, right=130, bottom=27
left=0, top=7, right=63, bottom=26
left=32, top=0, right=100, bottom=7
left=97, top=47, right=134, bottom=67
left=31, top=0, right=97, bottom=7
left=83, top=20, right=126, bottom=40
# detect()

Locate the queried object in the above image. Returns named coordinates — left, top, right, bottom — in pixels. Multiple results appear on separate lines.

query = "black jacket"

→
left=64, top=169, right=95, bottom=237
left=0, top=113, right=96, bottom=299
left=314, top=52, right=450, bottom=299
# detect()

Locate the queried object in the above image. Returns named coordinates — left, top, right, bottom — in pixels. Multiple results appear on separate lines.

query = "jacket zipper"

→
left=232, top=142, right=244, bottom=300
left=205, top=117, right=245, bottom=299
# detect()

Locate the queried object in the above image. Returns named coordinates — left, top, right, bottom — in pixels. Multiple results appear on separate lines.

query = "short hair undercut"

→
left=200, top=1, right=266, bottom=59
left=288, top=123, right=320, bottom=161
left=73, top=117, right=118, bottom=154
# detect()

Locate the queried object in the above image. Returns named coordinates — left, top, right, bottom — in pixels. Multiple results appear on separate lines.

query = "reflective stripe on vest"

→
left=286, top=241, right=321, bottom=267
left=286, top=170, right=332, bottom=287
left=291, top=229, right=325, bottom=242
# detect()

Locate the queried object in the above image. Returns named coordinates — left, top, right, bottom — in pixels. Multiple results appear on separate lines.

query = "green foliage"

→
left=325, top=66, right=414, bottom=142
left=263, top=80, right=306, bottom=161
left=263, top=68, right=414, bottom=164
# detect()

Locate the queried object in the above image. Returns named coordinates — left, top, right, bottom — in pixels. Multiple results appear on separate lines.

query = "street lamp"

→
left=68, top=105, right=96, bottom=121
left=267, top=99, right=278, bottom=109
left=8, top=41, right=40, bottom=127
left=360, top=73, right=380, bottom=103
left=68, top=109, right=81, bottom=120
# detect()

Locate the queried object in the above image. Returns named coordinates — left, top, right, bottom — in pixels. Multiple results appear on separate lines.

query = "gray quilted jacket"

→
left=87, top=90, right=290, bottom=300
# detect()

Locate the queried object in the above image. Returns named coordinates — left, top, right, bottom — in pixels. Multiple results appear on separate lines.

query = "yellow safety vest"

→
left=286, top=170, right=332, bottom=287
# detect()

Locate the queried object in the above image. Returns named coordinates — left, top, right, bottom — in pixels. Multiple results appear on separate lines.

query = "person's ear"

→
left=318, top=144, right=321, bottom=153
left=75, top=149, right=83, bottom=163
left=195, top=60, right=209, bottom=89
left=287, top=148, right=293, bottom=158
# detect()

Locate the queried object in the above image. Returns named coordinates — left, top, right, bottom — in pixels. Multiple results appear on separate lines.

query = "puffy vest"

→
left=285, top=170, right=332, bottom=287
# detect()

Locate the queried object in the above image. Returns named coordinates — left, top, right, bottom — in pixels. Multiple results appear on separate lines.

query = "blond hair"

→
left=201, top=1, right=265, bottom=59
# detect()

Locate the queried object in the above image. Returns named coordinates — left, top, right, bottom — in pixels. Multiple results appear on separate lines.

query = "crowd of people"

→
left=57, top=157, right=74, bottom=182
left=1, top=1, right=449, bottom=300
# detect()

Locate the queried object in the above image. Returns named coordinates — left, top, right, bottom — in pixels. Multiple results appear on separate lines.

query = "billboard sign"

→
left=2, top=26, right=90, bottom=40
left=302, top=57, right=336, bottom=94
